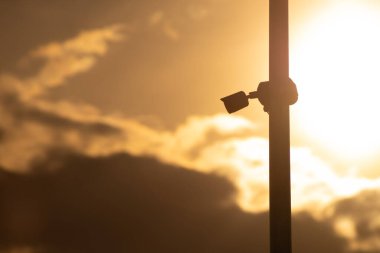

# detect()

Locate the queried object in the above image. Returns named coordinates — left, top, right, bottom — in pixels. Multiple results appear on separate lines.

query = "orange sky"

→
left=2, top=0, right=380, bottom=252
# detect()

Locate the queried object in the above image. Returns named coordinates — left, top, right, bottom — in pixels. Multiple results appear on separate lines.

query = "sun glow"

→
left=292, top=2, right=380, bottom=160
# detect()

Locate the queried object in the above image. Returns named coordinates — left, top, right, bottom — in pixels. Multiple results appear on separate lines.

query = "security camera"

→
left=220, top=79, right=297, bottom=113
left=220, top=91, right=258, bottom=114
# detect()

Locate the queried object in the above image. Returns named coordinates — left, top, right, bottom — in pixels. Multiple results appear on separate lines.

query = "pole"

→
left=269, top=0, right=292, bottom=252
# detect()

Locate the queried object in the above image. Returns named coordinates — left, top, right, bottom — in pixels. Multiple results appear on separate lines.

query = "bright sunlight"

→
left=292, top=1, right=380, bottom=161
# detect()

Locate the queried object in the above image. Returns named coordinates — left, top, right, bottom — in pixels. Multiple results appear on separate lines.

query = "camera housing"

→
left=220, top=91, right=249, bottom=114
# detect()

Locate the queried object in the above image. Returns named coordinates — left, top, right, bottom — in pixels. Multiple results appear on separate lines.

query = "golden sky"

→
left=1, top=0, right=380, bottom=252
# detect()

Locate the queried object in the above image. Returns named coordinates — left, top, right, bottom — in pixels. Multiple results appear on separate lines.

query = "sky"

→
left=2, top=0, right=380, bottom=252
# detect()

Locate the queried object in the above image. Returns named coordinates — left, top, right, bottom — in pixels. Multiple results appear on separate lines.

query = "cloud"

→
left=328, top=190, right=380, bottom=252
left=0, top=152, right=258, bottom=252
left=147, top=3, right=211, bottom=42
left=0, top=25, right=126, bottom=172
left=0, top=152, right=347, bottom=253
left=4, top=2, right=380, bottom=252
left=148, top=10, right=179, bottom=41
left=3, top=24, right=380, bottom=252
left=20, top=24, right=124, bottom=100
left=147, top=123, right=380, bottom=216
left=3, top=38, right=380, bottom=221
left=149, top=10, right=164, bottom=26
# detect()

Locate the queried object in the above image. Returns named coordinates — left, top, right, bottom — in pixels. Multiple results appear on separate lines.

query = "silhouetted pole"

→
left=220, top=1, right=296, bottom=252
left=269, top=0, right=292, bottom=253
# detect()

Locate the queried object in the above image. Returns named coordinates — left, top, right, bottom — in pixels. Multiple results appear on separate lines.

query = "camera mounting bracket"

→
left=248, top=79, right=298, bottom=113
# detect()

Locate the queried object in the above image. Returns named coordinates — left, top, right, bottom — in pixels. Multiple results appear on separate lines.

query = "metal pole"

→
left=269, top=0, right=292, bottom=252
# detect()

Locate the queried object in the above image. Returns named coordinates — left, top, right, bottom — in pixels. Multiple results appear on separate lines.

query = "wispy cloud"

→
left=0, top=25, right=126, bottom=171
left=21, top=24, right=124, bottom=100
left=148, top=10, right=180, bottom=41
left=149, top=10, right=164, bottom=26
left=147, top=3, right=211, bottom=42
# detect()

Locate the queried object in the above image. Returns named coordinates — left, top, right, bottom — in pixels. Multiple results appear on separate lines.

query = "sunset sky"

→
left=1, top=0, right=380, bottom=252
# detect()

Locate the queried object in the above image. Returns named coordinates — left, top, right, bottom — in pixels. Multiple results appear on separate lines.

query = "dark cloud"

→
left=0, top=91, right=123, bottom=172
left=293, top=212, right=347, bottom=253
left=1, top=93, right=121, bottom=136
left=0, top=151, right=347, bottom=253
left=331, top=190, right=380, bottom=252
